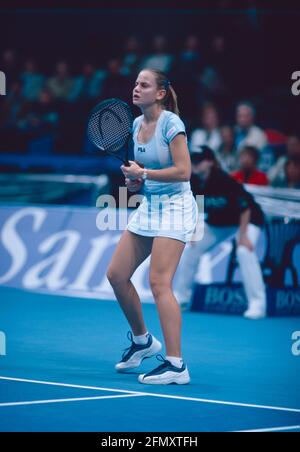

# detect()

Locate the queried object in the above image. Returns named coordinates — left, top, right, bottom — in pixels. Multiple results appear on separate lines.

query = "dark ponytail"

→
left=147, top=69, right=180, bottom=116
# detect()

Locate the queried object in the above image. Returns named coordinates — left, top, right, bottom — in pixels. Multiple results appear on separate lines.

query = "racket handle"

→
left=123, top=160, right=144, bottom=168
left=135, top=161, right=144, bottom=169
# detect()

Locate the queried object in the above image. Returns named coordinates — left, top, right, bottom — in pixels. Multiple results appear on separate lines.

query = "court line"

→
left=0, top=394, right=143, bottom=408
left=1, top=375, right=300, bottom=414
left=235, top=425, right=300, bottom=433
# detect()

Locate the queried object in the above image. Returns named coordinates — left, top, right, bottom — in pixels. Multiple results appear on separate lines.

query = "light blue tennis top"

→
left=132, top=110, right=191, bottom=197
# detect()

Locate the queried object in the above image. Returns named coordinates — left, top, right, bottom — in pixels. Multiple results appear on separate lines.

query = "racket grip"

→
left=135, top=160, right=144, bottom=169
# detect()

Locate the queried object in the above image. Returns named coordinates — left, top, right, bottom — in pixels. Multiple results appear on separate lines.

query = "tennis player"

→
left=106, top=69, right=198, bottom=385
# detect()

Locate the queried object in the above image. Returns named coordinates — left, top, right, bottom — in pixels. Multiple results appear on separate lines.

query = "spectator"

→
left=231, top=146, right=269, bottom=186
left=268, top=134, right=300, bottom=186
left=18, top=89, right=59, bottom=135
left=140, top=35, right=173, bottom=74
left=176, top=35, right=203, bottom=75
left=101, top=58, right=130, bottom=102
left=46, top=60, right=74, bottom=101
left=0, top=80, right=27, bottom=128
left=272, top=157, right=300, bottom=189
left=171, top=35, right=203, bottom=119
left=216, top=125, right=239, bottom=172
left=197, top=35, right=229, bottom=106
left=207, top=35, right=231, bottom=86
left=189, top=103, right=222, bottom=153
left=120, top=35, right=143, bottom=77
left=20, top=58, right=45, bottom=102
left=68, top=62, right=106, bottom=102
left=235, top=101, right=267, bottom=151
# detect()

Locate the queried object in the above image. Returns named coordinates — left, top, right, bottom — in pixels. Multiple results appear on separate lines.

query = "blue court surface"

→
left=0, top=286, right=299, bottom=432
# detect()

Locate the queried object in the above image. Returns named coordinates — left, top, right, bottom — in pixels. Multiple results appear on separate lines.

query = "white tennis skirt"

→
left=126, top=190, right=198, bottom=243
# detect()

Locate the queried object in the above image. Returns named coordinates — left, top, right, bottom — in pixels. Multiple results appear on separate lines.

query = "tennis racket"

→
left=87, top=98, right=134, bottom=167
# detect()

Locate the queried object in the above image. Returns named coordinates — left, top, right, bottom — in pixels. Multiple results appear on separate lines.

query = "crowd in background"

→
left=0, top=32, right=300, bottom=190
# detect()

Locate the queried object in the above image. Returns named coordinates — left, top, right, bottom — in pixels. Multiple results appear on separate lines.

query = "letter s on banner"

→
left=0, top=208, right=47, bottom=284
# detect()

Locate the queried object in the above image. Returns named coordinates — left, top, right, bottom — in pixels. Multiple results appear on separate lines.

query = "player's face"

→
left=133, top=71, right=166, bottom=108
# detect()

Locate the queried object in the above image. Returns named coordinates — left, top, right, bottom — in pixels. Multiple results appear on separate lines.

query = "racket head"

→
left=87, top=98, right=133, bottom=159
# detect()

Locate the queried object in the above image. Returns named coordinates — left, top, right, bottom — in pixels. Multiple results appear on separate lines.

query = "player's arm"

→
left=121, top=133, right=191, bottom=182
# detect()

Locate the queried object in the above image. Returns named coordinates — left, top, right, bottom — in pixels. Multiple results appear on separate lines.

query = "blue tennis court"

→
left=0, top=286, right=299, bottom=432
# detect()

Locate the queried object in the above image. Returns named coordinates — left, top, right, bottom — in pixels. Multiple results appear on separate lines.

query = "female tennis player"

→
left=106, top=69, right=198, bottom=385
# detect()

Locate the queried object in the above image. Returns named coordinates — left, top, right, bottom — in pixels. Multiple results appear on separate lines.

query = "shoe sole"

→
left=115, top=339, right=162, bottom=372
left=138, top=369, right=191, bottom=385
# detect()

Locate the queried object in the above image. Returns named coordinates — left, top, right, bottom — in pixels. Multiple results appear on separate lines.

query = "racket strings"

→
left=87, top=99, right=133, bottom=154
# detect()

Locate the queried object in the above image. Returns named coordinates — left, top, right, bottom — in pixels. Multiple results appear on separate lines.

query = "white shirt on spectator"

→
left=189, top=128, right=222, bottom=153
left=235, top=125, right=267, bottom=151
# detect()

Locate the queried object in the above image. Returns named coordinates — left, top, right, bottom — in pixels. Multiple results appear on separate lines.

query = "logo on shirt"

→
left=205, top=197, right=228, bottom=209
left=166, top=126, right=176, bottom=139
left=138, top=147, right=146, bottom=153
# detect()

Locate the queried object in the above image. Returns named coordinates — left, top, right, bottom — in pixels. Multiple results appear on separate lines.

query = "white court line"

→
left=0, top=394, right=143, bottom=408
left=0, top=375, right=300, bottom=414
left=235, top=425, right=300, bottom=433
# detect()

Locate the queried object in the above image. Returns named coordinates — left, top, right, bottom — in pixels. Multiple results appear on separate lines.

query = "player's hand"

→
left=238, top=234, right=254, bottom=251
left=121, top=160, right=144, bottom=180
left=125, top=177, right=143, bottom=192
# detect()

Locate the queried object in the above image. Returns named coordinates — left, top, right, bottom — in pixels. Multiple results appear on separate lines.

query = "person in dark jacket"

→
left=175, top=145, right=267, bottom=319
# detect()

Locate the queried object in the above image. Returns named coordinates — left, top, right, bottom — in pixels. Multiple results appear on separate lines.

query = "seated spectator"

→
left=208, top=35, right=229, bottom=78
left=170, top=35, right=203, bottom=119
left=140, top=35, right=173, bottom=74
left=101, top=58, right=131, bottom=102
left=272, top=157, right=300, bottom=189
left=46, top=60, right=74, bottom=101
left=18, top=89, right=59, bottom=135
left=189, top=103, right=222, bottom=153
left=235, top=101, right=267, bottom=151
left=0, top=80, right=26, bottom=127
left=176, top=35, right=203, bottom=75
left=231, top=146, right=269, bottom=186
left=68, top=62, right=106, bottom=102
left=198, top=35, right=228, bottom=106
left=268, top=134, right=300, bottom=186
left=216, top=125, right=239, bottom=172
left=20, top=58, right=45, bottom=102
left=120, top=35, right=143, bottom=77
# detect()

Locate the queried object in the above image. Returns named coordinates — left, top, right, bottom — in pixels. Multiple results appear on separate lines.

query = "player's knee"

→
left=106, top=266, right=127, bottom=287
left=149, top=273, right=170, bottom=298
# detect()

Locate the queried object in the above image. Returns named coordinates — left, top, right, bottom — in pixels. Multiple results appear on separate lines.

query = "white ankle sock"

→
left=133, top=332, right=150, bottom=345
left=166, top=356, right=184, bottom=368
